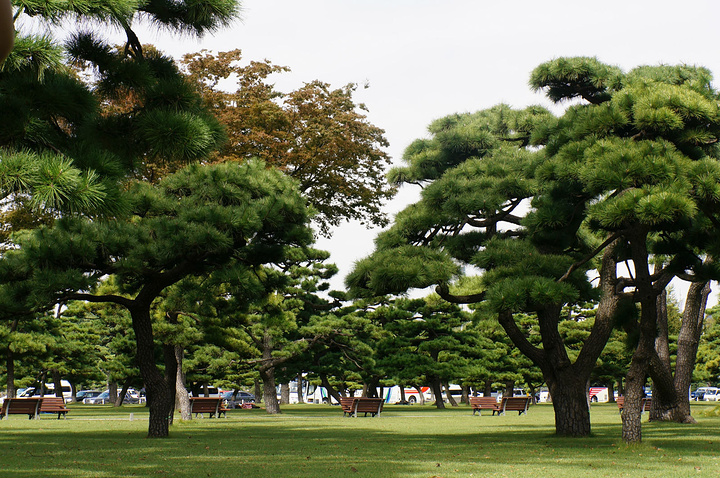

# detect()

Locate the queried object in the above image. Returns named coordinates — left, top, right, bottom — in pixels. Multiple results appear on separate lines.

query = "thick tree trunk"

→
left=254, top=379, right=262, bottom=403
left=260, top=366, right=280, bottom=413
left=547, top=375, right=591, bottom=437
left=130, top=306, right=172, bottom=438
left=175, top=345, right=192, bottom=420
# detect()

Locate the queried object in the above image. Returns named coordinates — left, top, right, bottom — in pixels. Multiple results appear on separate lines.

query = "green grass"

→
left=1, top=402, right=720, bottom=477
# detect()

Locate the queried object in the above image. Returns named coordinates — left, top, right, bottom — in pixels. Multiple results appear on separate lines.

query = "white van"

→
left=18, top=380, right=73, bottom=402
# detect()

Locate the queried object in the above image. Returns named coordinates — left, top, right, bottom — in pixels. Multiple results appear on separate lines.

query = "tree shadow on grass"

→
left=0, top=407, right=718, bottom=478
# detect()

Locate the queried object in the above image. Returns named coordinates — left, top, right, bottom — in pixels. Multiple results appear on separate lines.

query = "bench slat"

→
left=1, top=397, right=43, bottom=419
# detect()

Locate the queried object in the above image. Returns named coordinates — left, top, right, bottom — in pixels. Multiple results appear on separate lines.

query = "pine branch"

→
left=435, top=282, right=485, bottom=304
left=558, top=231, right=623, bottom=282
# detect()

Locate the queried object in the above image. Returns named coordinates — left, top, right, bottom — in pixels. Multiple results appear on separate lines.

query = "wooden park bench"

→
left=189, top=397, right=229, bottom=418
left=616, top=396, right=652, bottom=414
left=339, top=397, right=356, bottom=416
left=497, top=396, right=531, bottom=415
left=340, top=397, right=384, bottom=417
left=469, top=396, right=501, bottom=416
left=0, top=397, right=43, bottom=419
left=39, top=397, right=69, bottom=419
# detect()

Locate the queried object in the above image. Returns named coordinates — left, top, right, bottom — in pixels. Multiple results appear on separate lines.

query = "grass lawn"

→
left=1, top=401, right=719, bottom=477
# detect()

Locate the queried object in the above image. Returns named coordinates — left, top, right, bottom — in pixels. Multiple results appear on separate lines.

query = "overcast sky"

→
left=135, top=0, right=720, bottom=302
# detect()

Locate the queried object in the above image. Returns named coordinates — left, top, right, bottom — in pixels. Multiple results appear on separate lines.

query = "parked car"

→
left=692, top=387, right=719, bottom=401
left=84, top=390, right=142, bottom=405
left=703, top=388, right=720, bottom=401
left=75, top=390, right=102, bottom=401
left=17, top=380, right=73, bottom=402
left=221, top=390, right=255, bottom=408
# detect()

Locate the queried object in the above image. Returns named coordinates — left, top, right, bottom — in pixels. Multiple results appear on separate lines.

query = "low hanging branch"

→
left=435, top=282, right=485, bottom=304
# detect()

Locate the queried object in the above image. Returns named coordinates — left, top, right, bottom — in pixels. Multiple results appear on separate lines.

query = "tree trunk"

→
left=430, top=377, right=445, bottom=409
left=175, top=345, right=192, bottom=420
left=483, top=380, right=493, bottom=397
left=504, top=380, right=514, bottom=399
left=108, top=381, right=118, bottom=403
left=130, top=305, right=172, bottom=438
left=115, top=378, right=132, bottom=407
left=444, top=382, right=458, bottom=407
left=296, top=373, right=305, bottom=404
left=607, top=381, right=616, bottom=403
left=279, top=383, right=290, bottom=404
left=649, top=289, right=683, bottom=422
left=320, top=373, right=343, bottom=404
left=671, top=280, right=709, bottom=421
left=497, top=242, right=619, bottom=437
left=254, top=379, right=262, bottom=403
left=260, top=365, right=280, bottom=413
left=52, top=370, right=63, bottom=399
left=461, top=384, right=470, bottom=404
left=622, top=230, right=661, bottom=443
left=400, top=387, right=407, bottom=403
left=413, top=385, right=425, bottom=405
left=547, top=375, right=591, bottom=437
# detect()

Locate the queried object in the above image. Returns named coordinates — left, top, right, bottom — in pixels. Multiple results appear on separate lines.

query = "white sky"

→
left=122, top=0, right=720, bottom=303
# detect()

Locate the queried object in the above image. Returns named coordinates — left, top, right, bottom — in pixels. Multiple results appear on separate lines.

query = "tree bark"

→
left=621, top=230, right=657, bottom=443
left=296, top=373, right=305, bottom=404
left=175, top=345, right=192, bottom=420
left=130, top=305, right=172, bottom=437
left=320, top=373, right=343, bottom=404
left=52, top=370, right=63, bottom=399
left=430, top=377, right=445, bottom=409
left=547, top=374, right=591, bottom=437
left=444, top=382, right=459, bottom=407
left=115, top=378, right=132, bottom=407
left=260, top=365, right=280, bottom=413
left=483, top=380, right=493, bottom=397
left=108, top=381, right=118, bottom=403
left=650, top=280, right=709, bottom=423
left=413, top=385, right=425, bottom=405
left=280, top=383, right=290, bottom=404
left=672, top=280, right=709, bottom=421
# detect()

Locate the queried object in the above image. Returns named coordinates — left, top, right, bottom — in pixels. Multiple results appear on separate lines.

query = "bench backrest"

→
left=1, top=397, right=43, bottom=417
left=40, top=397, right=68, bottom=411
left=501, top=396, right=530, bottom=411
left=190, top=397, right=222, bottom=413
left=353, top=398, right=383, bottom=413
left=470, top=397, right=499, bottom=407
left=339, top=397, right=355, bottom=412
